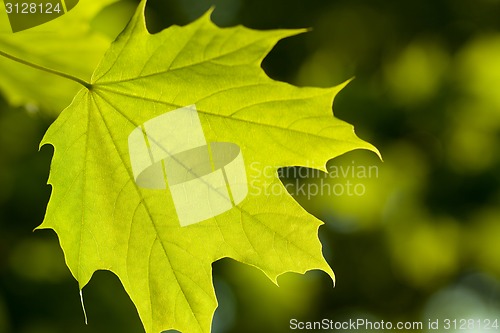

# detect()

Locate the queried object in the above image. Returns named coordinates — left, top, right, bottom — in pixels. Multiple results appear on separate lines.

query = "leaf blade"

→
left=40, top=2, right=379, bottom=333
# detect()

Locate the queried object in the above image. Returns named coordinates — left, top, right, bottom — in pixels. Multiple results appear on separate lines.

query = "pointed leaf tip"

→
left=127, top=0, right=148, bottom=34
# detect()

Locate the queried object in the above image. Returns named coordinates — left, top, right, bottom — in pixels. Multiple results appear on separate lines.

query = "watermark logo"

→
left=2, top=0, right=79, bottom=32
left=128, top=105, right=248, bottom=227
left=250, top=161, right=379, bottom=200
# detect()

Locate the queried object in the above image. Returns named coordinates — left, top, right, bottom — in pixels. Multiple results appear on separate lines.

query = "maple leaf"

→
left=37, top=1, right=379, bottom=333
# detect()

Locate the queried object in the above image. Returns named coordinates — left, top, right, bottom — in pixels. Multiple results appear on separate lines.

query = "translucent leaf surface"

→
left=39, top=2, right=379, bottom=332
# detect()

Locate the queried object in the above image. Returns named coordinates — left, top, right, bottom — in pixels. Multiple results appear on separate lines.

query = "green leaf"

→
left=0, top=0, right=119, bottom=115
left=38, top=1, right=379, bottom=333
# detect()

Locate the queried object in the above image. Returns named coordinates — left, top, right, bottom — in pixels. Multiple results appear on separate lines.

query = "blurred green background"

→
left=1, top=0, right=500, bottom=332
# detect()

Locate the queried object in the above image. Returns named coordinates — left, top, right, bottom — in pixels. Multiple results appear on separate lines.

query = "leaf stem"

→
left=0, top=50, right=91, bottom=89
left=80, top=289, right=88, bottom=325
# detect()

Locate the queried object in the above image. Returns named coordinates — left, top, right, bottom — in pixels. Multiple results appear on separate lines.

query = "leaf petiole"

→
left=0, top=50, right=91, bottom=89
